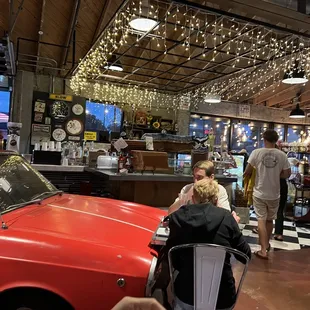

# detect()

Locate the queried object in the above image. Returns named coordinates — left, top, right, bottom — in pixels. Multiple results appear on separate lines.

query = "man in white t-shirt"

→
left=168, top=160, right=240, bottom=222
left=244, top=129, right=291, bottom=259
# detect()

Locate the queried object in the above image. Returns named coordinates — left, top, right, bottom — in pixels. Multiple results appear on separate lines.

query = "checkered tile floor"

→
left=160, top=207, right=310, bottom=252
left=240, top=211, right=310, bottom=252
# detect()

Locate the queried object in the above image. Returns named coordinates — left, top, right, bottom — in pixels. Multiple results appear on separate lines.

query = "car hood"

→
left=6, top=194, right=166, bottom=251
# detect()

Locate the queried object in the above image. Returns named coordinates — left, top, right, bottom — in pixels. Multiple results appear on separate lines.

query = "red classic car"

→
left=0, top=152, right=167, bottom=310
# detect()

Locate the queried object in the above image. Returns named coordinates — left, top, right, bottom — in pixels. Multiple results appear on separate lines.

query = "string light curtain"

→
left=71, top=0, right=310, bottom=109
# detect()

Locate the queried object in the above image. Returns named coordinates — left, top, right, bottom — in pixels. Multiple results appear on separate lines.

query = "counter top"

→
left=31, top=164, right=85, bottom=172
left=31, top=164, right=238, bottom=183
left=85, top=168, right=238, bottom=183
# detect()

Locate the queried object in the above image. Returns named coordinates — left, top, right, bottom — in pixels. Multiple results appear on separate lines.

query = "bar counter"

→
left=31, top=164, right=85, bottom=172
left=86, top=168, right=237, bottom=208
left=85, top=168, right=237, bottom=183
left=31, top=164, right=237, bottom=208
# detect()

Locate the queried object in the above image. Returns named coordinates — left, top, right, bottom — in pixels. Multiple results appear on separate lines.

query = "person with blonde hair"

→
left=169, top=160, right=240, bottom=222
left=164, top=179, right=251, bottom=310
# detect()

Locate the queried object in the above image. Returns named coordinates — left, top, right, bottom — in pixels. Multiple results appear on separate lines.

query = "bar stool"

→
left=168, top=244, right=249, bottom=310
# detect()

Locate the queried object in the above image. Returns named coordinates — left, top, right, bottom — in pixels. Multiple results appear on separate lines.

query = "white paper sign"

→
left=113, top=137, right=128, bottom=152
left=145, top=136, right=154, bottom=150
left=238, top=105, right=251, bottom=118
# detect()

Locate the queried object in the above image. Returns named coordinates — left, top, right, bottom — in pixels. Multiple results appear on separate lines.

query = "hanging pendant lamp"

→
left=289, top=104, right=305, bottom=118
left=283, top=61, right=308, bottom=85
left=103, top=55, right=123, bottom=72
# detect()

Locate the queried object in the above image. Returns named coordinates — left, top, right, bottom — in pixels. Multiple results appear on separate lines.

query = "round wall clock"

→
left=52, top=128, right=66, bottom=141
left=50, top=101, right=69, bottom=121
left=72, top=104, right=84, bottom=115
left=66, top=119, right=83, bottom=136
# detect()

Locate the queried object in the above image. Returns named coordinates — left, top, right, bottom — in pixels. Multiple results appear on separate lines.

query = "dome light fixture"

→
left=129, top=0, right=158, bottom=32
left=282, top=61, right=308, bottom=85
left=204, top=94, right=221, bottom=104
left=289, top=104, right=305, bottom=118
left=129, top=18, right=158, bottom=32
left=103, top=55, right=123, bottom=72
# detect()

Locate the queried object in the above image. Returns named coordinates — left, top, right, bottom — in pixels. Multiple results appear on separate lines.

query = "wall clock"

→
left=34, top=101, right=46, bottom=113
left=52, top=128, right=66, bottom=142
left=72, top=104, right=84, bottom=115
left=50, top=101, right=69, bottom=121
left=66, top=119, right=83, bottom=136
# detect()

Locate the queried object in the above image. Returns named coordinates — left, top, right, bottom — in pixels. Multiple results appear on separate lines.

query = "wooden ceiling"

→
left=0, top=0, right=125, bottom=75
left=1, top=0, right=310, bottom=109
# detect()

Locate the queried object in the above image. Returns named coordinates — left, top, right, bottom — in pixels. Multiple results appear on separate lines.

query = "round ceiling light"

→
left=103, top=64, right=123, bottom=72
left=103, top=55, right=123, bottom=72
left=282, top=77, right=308, bottom=85
left=282, top=62, right=308, bottom=85
left=205, top=94, right=221, bottom=103
left=129, top=18, right=158, bottom=32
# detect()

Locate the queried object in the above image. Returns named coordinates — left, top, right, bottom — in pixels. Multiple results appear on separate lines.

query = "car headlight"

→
left=145, top=256, right=157, bottom=297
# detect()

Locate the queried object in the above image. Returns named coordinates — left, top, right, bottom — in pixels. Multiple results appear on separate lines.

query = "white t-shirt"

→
left=248, top=148, right=290, bottom=200
left=175, top=183, right=231, bottom=211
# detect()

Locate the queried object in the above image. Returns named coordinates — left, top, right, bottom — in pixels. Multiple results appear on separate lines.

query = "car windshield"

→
left=0, top=153, right=57, bottom=211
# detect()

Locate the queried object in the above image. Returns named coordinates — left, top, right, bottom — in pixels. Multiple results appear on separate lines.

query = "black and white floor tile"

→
left=240, top=211, right=310, bottom=252
left=160, top=207, right=310, bottom=252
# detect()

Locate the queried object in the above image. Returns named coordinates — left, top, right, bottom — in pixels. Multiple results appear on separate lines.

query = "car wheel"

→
left=1, top=289, right=73, bottom=310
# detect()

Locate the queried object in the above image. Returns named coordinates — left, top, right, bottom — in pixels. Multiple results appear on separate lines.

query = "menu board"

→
left=30, top=91, right=86, bottom=145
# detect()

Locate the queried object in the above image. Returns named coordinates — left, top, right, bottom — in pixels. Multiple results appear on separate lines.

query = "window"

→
left=287, top=125, right=303, bottom=143
left=85, top=101, right=123, bottom=133
left=189, top=115, right=204, bottom=137
left=231, top=120, right=268, bottom=153
left=274, top=124, right=285, bottom=142
left=304, top=126, right=310, bottom=144
left=189, top=114, right=230, bottom=147
left=0, top=90, right=10, bottom=140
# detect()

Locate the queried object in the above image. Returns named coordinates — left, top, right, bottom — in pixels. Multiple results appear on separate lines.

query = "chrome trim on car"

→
left=149, top=218, right=169, bottom=247
left=145, top=256, right=158, bottom=297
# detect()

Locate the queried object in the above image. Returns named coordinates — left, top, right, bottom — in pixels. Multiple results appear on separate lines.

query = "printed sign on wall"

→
left=84, top=131, right=97, bottom=141
left=238, top=104, right=251, bottom=118
left=31, top=91, right=86, bottom=146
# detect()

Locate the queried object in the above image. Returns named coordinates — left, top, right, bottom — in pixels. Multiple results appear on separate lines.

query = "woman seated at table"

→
left=165, top=179, right=251, bottom=310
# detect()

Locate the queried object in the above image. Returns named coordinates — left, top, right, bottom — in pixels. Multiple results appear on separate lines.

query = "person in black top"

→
left=165, top=179, right=251, bottom=310
left=273, top=178, right=288, bottom=241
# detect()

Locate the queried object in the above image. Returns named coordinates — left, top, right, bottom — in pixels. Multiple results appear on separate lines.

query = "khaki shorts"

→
left=253, top=196, right=280, bottom=220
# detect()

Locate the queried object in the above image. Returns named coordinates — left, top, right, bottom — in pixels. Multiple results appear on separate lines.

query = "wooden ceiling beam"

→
left=267, top=85, right=301, bottom=107
left=60, top=0, right=81, bottom=68
left=91, top=0, right=111, bottom=45
left=193, top=0, right=310, bottom=33
left=254, top=84, right=298, bottom=106
left=9, top=0, right=25, bottom=36
left=35, top=0, right=47, bottom=72
left=268, top=84, right=310, bottom=107
left=280, top=90, right=310, bottom=109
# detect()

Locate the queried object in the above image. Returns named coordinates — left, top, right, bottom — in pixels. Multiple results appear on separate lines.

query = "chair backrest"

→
left=168, top=244, right=249, bottom=310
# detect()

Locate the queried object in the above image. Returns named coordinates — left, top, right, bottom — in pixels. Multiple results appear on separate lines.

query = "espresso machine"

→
left=7, top=122, right=22, bottom=153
